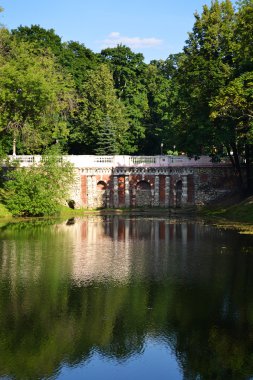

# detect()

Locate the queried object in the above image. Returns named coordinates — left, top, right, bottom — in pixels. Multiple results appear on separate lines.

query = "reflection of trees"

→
left=1, top=218, right=253, bottom=378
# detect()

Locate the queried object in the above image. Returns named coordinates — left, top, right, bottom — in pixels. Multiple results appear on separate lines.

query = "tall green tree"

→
left=76, top=64, right=130, bottom=154
left=11, top=25, right=100, bottom=153
left=201, top=0, right=253, bottom=188
left=210, top=71, right=253, bottom=187
left=144, top=55, right=182, bottom=154
left=11, top=24, right=63, bottom=56
left=234, top=0, right=253, bottom=74
left=0, top=34, right=76, bottom=154
left=173, top=0, right=236, bottom=156
left=12, top=26, right=99, bottom=92
left=100, top=45, right=149, bottom=151
left=60, top=41, right=99, bottom=92
left=95, top=115, right=119, bottom=155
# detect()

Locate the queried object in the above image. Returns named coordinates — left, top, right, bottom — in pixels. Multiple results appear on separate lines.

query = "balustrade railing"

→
left=7, top=155, right=231, bottom=168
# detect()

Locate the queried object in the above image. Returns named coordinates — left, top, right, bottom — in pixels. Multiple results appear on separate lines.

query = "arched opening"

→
left=97, top=181, right=107, bottom=190
left=136, top=180, right=151, bottom=190
left=67, top=199, right=76, bottom=209
left=96, top=181, right=107, bottom=208
left=176, top=180, right=182, bottom=208
left=136, top=180, right=152, bottom=207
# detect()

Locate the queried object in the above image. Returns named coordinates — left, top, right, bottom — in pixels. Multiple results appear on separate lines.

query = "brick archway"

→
left=96, top=181, right=107, bottom=208
left=136, top=180, right=152, bottom=207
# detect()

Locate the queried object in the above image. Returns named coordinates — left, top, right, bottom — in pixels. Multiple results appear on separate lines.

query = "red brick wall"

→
left=79, top=166, right=241, bottom=208
left=118, top=176, right=125, bottom=207
left=81, top=176, right=87, bottom=206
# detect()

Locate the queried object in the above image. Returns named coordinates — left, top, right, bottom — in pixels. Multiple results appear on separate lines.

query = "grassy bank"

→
left=0, top=204, right=143, bottom=220
left=0, top=204, right=97, bottom=220
left=1, top=198, right=253, bottom=224
left=203, top=196, right=253, bottom=224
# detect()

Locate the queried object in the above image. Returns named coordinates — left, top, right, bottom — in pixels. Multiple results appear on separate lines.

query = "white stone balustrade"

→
left=7, top=155, right=231, bottom=168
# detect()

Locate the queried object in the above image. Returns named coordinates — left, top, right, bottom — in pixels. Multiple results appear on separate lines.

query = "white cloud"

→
left=101, top=32, right=163, bottom=49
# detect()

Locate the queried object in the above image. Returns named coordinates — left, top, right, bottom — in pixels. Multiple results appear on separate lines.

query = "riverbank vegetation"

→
left=204, top=195, right=253, bottom=224
left=0, top=147, right=74, bottom=217
left=0, top=202, right=11, bottom=218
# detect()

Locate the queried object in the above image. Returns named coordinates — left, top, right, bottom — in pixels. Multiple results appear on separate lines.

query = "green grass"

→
left=2, top=197, right=253, bottom=225
left=56, top=205, right=97, bottom=217
left=203, top=196, right=253, bottom=224
left=221, top=198, right=253, bottom=223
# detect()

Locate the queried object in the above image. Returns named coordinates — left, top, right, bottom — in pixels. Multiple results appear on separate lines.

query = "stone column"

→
left=131, top=187, right=136, bottom=208
left=92, top=176, right=97, bottom=208
left=154, top=175, right=160, bottom=207
left=87, top=175, right=94, bottom=209
left=69, top=168, right=82, bottom=208
left=125, top=176, right=130, bottom=208
left=182, top=175, right=188, bottom=205
left=113, top=176, right=119, bottom=208
left=165, top=176, right=170, bottom=208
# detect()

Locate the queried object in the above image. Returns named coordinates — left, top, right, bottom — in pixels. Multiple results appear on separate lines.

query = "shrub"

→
left=2, top=149, right=74, bottom=216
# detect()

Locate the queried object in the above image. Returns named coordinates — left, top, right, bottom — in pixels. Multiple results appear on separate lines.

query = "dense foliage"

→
left=0, top=0, right=253, bottom=188
left=1, top=148, right=74, bottom=216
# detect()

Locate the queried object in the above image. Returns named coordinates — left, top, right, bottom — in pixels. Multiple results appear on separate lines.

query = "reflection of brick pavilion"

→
left=61, top=217, right=133, bottom=284
left=58, top=217, right=221, bottom=285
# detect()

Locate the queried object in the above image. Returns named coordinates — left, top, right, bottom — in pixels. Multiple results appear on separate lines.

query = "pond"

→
left=1, top=215, right=253, bottom=379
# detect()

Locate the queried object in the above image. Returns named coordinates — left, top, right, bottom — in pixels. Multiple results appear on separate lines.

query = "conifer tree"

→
left=95, top=115, right=119, bottom=155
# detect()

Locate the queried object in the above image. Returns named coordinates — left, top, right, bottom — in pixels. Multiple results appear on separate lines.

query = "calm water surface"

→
left=1, top=215, right=253, bottom=379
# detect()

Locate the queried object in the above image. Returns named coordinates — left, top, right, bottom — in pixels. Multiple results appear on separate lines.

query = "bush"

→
left=0, top=203, right=11, bottom=218
left=2, top=149, right=74, bottom=216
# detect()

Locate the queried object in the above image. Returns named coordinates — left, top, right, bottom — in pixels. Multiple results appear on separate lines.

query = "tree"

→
left=234, top=0, right=253, bottom=74
left=95, top=115, right=119, bottom=155
left=144, top=55, right=182, bottom=154
left=100, top=45, right=149, bottom=151
left=11, top=26, right=100, bottom=154
left=210, top=71, right=253, bottom=187
left=12, top=26, right=99, bottom=92
left=75, top=64, right=130, bottom=154
left=173, top=0, right=236, bottom=156
left=11, top=24, right=63, bottom=56
left=60, top=41, right=99, bottom=92
left=0, top=35, right=76, bottom=153
left=2, top=147, right=74, bottom=216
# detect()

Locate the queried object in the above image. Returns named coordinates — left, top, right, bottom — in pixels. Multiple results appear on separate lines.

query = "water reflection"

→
left=1, top=216, right=253, bottom=379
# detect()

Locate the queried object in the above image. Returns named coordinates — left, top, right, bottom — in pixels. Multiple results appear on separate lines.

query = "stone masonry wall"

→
left=69, top=165, right=240, bottom=209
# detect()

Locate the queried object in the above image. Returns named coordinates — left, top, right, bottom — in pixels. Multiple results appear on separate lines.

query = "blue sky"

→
left=0, top=0, right=236, bottom=62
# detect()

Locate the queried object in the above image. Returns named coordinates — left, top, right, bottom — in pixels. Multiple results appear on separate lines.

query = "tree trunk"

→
left=227, top=144, right=244, bottom=188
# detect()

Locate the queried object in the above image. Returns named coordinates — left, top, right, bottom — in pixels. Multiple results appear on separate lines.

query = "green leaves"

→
left=100, top=45, right=149, bottom=151
left=95, top=115, right=119, bottom=155
left=77, top=64, right=130, bottom=154
left=0, top=2, right=252, bottom=166
left=0, top=33, right=76, bottom=153
left=2, top=148, right=74, bottom=216
left=210, top=71, right=253, bottom=142
left=234, top=0, right=253, bottom=72
left=171, top=0, right=236, bottom=155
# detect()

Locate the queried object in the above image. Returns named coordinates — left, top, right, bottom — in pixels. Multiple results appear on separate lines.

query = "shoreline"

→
left=1, top=197, right=253, bottom=233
